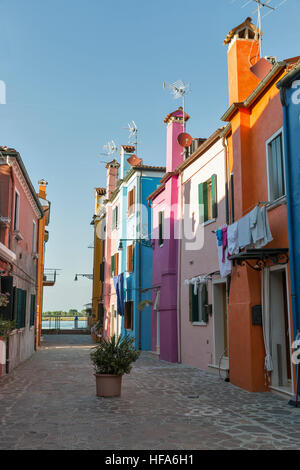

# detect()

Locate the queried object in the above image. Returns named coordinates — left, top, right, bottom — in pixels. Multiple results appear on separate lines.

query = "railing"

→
left=43, top=269, right=57, bottom=286
left=41, top=315, right=89, bottom=331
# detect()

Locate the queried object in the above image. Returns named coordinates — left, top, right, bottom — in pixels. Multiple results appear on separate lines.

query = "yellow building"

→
left=90, top=187, right=106, bottom=338
left=36, top=179, right=55, bottom=348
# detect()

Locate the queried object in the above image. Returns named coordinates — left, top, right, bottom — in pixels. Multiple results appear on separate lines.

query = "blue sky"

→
left=0, top=0, right=299, bottom=311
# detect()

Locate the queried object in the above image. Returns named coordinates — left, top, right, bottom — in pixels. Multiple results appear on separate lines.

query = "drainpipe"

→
left=138, top=173, right=142, bottom=350
left=222, top=135, right=230, bottom=225
left=177, top=172, right=183, bottom=363
left=281, top=102, right=298, bottom=340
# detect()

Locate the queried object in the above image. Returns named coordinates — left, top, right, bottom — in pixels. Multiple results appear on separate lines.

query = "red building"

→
left=0, top=147, right=44, bottom=376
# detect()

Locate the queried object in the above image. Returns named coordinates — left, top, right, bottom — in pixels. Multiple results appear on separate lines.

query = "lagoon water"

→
left=42, top=320, right=88, bottom=330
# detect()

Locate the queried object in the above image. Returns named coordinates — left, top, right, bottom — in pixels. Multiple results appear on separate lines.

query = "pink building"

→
left=177, top=128, right=230, bottom=374
left=148, top=108, right=189, bottom=363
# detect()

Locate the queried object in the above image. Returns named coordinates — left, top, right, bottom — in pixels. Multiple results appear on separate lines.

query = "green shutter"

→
left=30, top=294, right=36, bottom=326
left=16, top=288, right=26, bottom=329
left=211, top=174, right=218, bottom=219
left=202, top=284, right=209, bottom=323
left=198, top=183, right=208, bottom=223
left=189, top=284, right=199, bottom=322
left=111, top=256, right=115, bottom=277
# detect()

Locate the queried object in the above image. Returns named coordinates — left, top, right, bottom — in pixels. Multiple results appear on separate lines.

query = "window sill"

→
left=266, top=196, right=286, bottom=212
left=202, top=218, right=216, bottom=227
left=191, top=321, right=207, bottom=327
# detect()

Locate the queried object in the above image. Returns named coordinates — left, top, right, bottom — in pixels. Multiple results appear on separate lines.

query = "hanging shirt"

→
left=250, top=206, right=265, bottom=244
left=227, top=222, right=239, bottom=256
left=255, top=206, right=273, bottom=248
left=222, top=226, right=228, bottom=262
left=216, top=232, right=231, bottom=278
left=237, top=213, right=251, bottom=249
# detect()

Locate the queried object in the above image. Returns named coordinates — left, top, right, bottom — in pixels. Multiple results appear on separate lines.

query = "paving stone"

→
left=0, top=334, right=299, bottom=450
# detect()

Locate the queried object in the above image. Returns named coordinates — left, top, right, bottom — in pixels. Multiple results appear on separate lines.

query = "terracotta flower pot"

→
left=94, top=374, right=122, bottom=397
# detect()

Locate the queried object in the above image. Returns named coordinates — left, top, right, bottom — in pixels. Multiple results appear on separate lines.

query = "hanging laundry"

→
left=227, top=221, right=239, bottom=256
left=249, top=206, right=265, bottom=244
left=222, top=226, right=228, bottom=262
left=255, top=206, right=273, bottom=248
left=216, top=229, right=223, bottom=247
left=216, top=230, right=231, bottom=278
left=237, top=213, right=251, bottom=249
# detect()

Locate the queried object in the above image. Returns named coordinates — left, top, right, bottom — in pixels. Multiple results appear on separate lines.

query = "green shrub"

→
left=90, top=334, right=140, bottom=376
left=0, top=319, right=15, bottom=339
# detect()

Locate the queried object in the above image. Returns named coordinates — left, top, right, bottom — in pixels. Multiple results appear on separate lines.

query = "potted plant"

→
left=0, top=319, right=15, bottom=340
left=90, top=334, right=140, bottom=397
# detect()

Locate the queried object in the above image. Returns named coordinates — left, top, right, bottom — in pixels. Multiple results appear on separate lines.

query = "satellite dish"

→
left=178, top=132, right=193, bottom=147
left=127, top=154, right=142, bottom=167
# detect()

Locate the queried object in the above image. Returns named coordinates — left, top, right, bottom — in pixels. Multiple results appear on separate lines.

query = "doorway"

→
left=269, top=267, right=292, bottom=391
left=213, top=281, right=229, bottom=369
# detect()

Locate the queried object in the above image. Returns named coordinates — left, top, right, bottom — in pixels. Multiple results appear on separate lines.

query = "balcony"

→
left=43, top=268, right=57, bottom=286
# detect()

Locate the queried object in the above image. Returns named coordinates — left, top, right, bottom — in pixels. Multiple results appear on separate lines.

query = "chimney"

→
left=120, top=145, right=135, bottom=178
left=164, top=107, right=190, bottom=173
left=224, top=17, right=261, bottom=106
left=38, top=179, right=48, bottom=200
left=105, top=159, right=120, bottom=199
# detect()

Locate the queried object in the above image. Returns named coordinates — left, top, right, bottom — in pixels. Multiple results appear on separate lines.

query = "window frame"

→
left=199, top=174, right=217, bottom=225
left=266, top=128, right=286, bottom=203
left=158, top=211, right=164, bottom=247
left=189, top=283, right=209, bottom=325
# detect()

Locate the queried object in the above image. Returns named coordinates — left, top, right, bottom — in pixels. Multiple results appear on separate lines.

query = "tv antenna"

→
left=100, top=140, right=118, bottom=157
left=163, top=80, right=190, bottom=132
left=123, top=121, right=138, bottom=154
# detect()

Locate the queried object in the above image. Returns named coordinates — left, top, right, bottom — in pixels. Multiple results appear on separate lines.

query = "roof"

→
left=277, top=59, right=300, bottom=90
left=0, top=146, right=44, bottom=217
left=164, top=107, right=190, bottom=124
left=224, top=17, right=261, bottom=45
left=121, top=145, right=135, bottom=153
left=95, top=187, right=106, bottom=196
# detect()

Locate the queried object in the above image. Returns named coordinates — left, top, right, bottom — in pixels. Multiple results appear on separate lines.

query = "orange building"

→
left=36, top=179, right=55, bottom=348
left=221, top=18, right=299, bottom=396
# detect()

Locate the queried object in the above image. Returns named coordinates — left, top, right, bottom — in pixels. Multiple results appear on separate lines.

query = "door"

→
left=270, top=268, right=292, bottom=390
left=213, top=282, right=229, bottom=367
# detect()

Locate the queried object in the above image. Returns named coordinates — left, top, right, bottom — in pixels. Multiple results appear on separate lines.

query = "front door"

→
left=213, top=281, right=229, bottom=367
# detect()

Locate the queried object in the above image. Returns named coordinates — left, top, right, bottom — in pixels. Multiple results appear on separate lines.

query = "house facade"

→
left=177, top=127, right=230, bottom=373
left=103, top=146, right=164, bottom=350
left=148, top=108, right=189, bottom=363
left=0, top=148, right=44, bottom=376
left=221, top=17, right=299, bottom=395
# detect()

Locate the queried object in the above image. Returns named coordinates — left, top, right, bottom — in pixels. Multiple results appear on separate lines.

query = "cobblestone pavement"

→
left=0, top=334, right=299, bottom=450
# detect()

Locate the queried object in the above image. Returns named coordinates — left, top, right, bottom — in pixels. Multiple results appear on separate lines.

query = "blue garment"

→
left=216, top=229, right=223, bottom=247
left=113, top=273, right=125, bottom=316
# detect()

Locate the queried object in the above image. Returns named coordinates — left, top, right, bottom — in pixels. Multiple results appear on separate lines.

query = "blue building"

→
left=109, top=145, right=165, bottom=350
left=277, top=63, right=300, bottom=403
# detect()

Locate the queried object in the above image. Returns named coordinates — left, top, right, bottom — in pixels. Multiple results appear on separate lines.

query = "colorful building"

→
left=148, top=108, right=189, bottom=363
left=103, top=147, right=165, bottom=350
left=221, top=17, right=299, bottom=396
left=0, top=148, right=44, bottom=375
left=90, top=187, right=106, bottom=338
left=277, top=62, right=300, bottom=400
left=177, top=126, right=230, bottom=373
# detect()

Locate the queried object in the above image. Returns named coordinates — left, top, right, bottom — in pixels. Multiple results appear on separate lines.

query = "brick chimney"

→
left=105, top=159, right=120, bottom=199
left=38, top=179, right=48, bottom=200
left=224, top=17, right=261, bottom=106
left=164, top=107, right=190, bottom=173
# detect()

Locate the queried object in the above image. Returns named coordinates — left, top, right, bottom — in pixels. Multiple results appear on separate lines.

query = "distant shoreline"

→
left=42, top=317, right=88, bottom=321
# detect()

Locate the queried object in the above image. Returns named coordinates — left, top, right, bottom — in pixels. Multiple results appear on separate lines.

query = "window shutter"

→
left=30, top=294, right=36, bottom=326
left=100, top=262, right=104, bottom=282
left=114, top=253, right=119, bottom=277
left=211, top=174, right=218, bottom=219
left=198, top=183, right=208, bottom=223
left=0, top=276, right=14, bottom=320
left=111, top=256, right=115, bottom=277
left=202, top=284, right=209, bottom=323
left=16, top=289, right=22, bottom=329
left=189, top=284, right=199, bottom=322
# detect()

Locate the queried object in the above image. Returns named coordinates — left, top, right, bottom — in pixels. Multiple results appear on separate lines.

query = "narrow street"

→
left=0, top=334, right=299, bottom=450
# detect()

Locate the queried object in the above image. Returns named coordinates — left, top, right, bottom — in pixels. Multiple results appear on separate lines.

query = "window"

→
left=127, top=244, right=134, bottom=272
left=112, top=205, right=119, bottom=230
left=16, top=288, right=27, bottom=329
left=30, top=294, right=36, bottom=326
left=158, top=211, right=164, bottom=246
left=189, top=283, right=209, bottom=324
left=111, top=253, right=119, bottom=277
left=124, top=301, right=133, bottom=330
left=32, top=221, right=36, bottom=253
left=128, top=187, right=136, bottom=217
left=198, top=174, right=217, bottom=224
left=14, top=190, right=20, bottom=230
left=267, top=131, right=286, bottom=202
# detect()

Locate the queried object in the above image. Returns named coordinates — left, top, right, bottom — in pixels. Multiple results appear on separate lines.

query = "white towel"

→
left=237, top=214, right=251, bottom=249
left=227, top=222, right=239, bottom=255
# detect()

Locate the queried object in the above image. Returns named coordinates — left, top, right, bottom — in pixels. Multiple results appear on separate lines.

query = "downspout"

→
left=280, top=92, right=298, bottom=340
left=177, top=172, right=183, bottom=363
left=138, top=173, right=142, bottom=350
left=222, top=135, right=230, bottom=225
